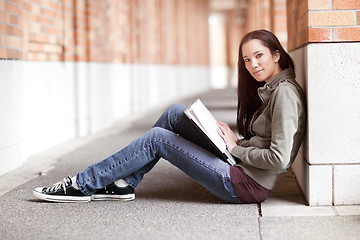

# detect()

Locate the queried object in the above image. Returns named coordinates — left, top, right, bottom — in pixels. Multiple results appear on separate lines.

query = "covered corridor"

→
left=1, top=0, right=360, bottom=237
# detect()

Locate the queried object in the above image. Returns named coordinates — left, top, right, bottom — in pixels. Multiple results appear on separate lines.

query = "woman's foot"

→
left=33, top=177, right=135, bottom=203
left=33, top=176, right=91, bottom=203
left=92, top=181, right=135, bottom=201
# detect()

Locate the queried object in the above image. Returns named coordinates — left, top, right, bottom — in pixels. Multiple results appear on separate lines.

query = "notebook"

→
left=184, top=99, right=236, bottom=166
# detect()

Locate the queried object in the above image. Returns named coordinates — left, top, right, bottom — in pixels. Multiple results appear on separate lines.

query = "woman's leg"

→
left=123, top=104, right=222, bottom=187
left=77, top=127, right=239, bottom=203
left=152, top=104, right=220, bottom=156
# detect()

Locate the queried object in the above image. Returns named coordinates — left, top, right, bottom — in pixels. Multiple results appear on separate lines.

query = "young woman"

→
left=33, top=30, right=306, bottom=204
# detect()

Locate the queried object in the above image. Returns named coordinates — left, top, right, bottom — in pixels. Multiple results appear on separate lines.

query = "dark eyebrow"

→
left=243, top=50, right=263, bottom=59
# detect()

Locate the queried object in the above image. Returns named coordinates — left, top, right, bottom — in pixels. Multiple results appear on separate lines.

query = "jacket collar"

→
left=257, top=68, right=295, bottom=102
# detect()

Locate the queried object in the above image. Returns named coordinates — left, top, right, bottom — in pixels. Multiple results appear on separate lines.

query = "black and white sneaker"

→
left=92, top=182, right=135, bottom=201
left=33, top=176, right=91, bottom=203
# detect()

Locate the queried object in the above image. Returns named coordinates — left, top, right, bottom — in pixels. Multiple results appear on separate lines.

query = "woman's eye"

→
left=244, top=58, right=250, bottom=62
left=256, top=53, right=263, bottom=58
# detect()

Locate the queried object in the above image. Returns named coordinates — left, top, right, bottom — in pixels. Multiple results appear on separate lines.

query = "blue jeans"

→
left=76, top=104, right=240, bottom=203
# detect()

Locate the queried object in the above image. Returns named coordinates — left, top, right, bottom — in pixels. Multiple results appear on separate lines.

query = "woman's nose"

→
left=251, top=59, right=258, bottom=68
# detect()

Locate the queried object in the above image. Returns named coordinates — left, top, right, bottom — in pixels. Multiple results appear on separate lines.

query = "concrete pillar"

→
left=287, top=0, right=360, bottom=206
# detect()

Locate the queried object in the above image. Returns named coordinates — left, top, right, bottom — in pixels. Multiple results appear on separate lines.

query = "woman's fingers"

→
left=217, top=120, right=228, bottom=127
left=216, top=120, right=239, bottom=149
left=217, top=121, right=229, bottom=132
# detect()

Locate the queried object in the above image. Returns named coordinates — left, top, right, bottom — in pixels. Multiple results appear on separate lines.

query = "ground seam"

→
left=258, top=203, right=263, bottom=240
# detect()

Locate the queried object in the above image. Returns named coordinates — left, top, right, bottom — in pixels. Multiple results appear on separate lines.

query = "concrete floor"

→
left=1, top=88, right=359, bottom=240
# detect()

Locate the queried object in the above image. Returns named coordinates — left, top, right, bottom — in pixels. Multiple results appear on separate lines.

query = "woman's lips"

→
left=253, top=69, right=263, bottom=75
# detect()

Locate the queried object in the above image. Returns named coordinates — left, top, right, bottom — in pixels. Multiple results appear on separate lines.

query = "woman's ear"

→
left=273, top=50, right=280, bottom=63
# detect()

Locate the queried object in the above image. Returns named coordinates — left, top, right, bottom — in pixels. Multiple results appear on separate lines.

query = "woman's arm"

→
left=231, top=85, right=303, bottom=171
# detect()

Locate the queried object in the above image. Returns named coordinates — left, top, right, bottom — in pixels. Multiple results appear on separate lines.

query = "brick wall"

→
left=271, top=0, right=288, bottom=46
left=287, top=0, right=360, bottom=51
left=247, top=0, right=271, bottom=31
left=0, top=0, right=209, bottom=65
left=245, top=0, right=288, bottom=48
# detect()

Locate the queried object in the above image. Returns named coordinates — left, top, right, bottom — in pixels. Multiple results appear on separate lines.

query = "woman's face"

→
left=242, top=39, right=281, bottom=83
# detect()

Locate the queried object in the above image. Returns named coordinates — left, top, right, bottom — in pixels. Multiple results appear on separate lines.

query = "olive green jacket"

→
left=231, top=68, right=306, bottom=190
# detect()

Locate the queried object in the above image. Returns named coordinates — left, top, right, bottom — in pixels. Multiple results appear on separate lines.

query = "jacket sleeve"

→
left=231, top=85, right=301, bottom=171
left=238, top=138, right=250, bottom=147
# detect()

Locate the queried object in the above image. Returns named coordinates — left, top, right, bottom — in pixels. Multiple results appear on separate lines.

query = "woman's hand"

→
left=216, top=120, right=239, bottom=152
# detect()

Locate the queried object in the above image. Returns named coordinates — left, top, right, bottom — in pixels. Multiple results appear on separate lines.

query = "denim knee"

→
left=147, top=127, right=172, bottom=139
left=166, top=104, right=187, bottom=116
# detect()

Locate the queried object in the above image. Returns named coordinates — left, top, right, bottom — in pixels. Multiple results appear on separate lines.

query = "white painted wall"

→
left=291, top=42, right=360, bottom=206
left=208, top=13, right=231, bottom=89
left=0, top=61, right=210, bottom=176
left=0, top=61, right=24, bottom=176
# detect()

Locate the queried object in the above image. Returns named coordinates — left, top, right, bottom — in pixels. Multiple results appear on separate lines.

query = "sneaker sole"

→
left=33, top=190, right=91, bottom=203
left=91, top=194, right=135, bottom=201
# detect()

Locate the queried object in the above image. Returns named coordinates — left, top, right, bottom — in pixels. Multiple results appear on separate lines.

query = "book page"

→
left=190, top=100, right=227, bottom=152
left=186, top=109, right=206, bottom=133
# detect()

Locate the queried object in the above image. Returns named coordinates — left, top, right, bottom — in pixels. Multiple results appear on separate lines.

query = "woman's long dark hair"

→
left=237, top=29, right=295, bottom=139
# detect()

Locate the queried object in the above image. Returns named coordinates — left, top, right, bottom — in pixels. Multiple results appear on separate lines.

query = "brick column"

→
left=0, top=0, right=209, bottom=65
left=270, top=0, right=288, bottom=48
left=287, top=0, right=360, bottom=206
left=245, top=0, right=288, bottom=48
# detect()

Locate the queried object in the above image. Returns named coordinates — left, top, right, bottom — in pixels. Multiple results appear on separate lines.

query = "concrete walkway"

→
left=1, top=88, right=359, bottom=240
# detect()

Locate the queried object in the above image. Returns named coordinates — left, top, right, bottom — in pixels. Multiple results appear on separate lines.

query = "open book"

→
left=184, top=99, right=236, bottom=166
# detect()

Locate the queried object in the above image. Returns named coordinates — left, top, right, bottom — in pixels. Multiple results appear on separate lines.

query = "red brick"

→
left=23, top=2, right=31, bottom=11
left=0, top=0, right=4, bottom=11
left=295, top=29, right=307, bottom=47
left=0, top=47, right=6, bottom=58
left=28, top=0, right=42, bottom=4
left=308, top=0, right=331, bottom=10
left=333, top=27, right=360, bottom=41
left=333, top=0, right=360, bottom=10
left=5, top=25, right=16, bottom=35
left=0, top=24, right=4, bottom=34
left=308, top=27, right=331, bottom=42
left=28, top=33, right=37, bottom=42
left=6, top=49, right=21, bottom=59
left=5, top=1, right=17, bottom=14
left=308, top=11, right=355, bottom=26
left=0, top=12, right=7, bottom=23
left=15, top=28, right=23, bottom=37
left=28, top=42, right=43, bottom=52
left=36, top=15, right=51, bottom=25
left=9, top=15, right=18, bottom=25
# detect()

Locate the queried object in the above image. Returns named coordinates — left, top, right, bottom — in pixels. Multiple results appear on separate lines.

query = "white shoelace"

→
left=44, top=176, right=71, bottom=194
